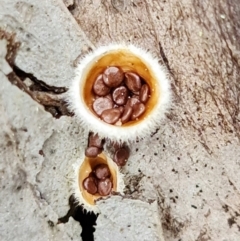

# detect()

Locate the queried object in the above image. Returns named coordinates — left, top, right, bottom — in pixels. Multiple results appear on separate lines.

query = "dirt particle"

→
left=6, top=140, right=12, bottom=147
left=48, top=220, right=54, bottom=227
left=228, top=217, right=236, bottom=227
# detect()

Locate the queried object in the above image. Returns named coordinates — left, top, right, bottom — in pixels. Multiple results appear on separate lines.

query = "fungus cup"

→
left=73, top=152, right=124, bottom=213
left=68, top=44, right=171, bottom=142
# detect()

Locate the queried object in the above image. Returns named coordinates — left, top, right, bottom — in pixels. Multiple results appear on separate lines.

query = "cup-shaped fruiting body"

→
left=69, top=44, right=171, bottom=142
left=73, top=152, right=124, bottom=213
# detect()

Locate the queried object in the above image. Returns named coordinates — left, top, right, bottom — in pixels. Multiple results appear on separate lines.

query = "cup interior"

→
left=81, top=49, right=160, bottom=126
left=78, top=153, right=118, bottom=205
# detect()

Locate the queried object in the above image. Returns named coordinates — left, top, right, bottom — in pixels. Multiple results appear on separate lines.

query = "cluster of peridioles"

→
left=68, top=44, right=171, bottom=213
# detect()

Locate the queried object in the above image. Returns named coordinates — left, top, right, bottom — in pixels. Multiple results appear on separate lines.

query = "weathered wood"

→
left=0, top=0, right=239, bottom=241
left=71, top=1, right=240, bottom=240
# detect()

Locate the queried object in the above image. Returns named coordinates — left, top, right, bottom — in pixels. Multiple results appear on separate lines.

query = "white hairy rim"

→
left=72, top=152, right=125, bottom=213
left=68, top=44, right=171, bottom=142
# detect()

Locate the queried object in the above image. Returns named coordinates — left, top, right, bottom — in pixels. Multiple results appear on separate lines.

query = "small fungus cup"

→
left=73, top=152, right=124, bottom=212
left=69, top=44, right=171, bottom=142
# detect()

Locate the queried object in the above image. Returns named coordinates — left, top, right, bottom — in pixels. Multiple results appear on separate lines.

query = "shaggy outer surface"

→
left=0, top=0, right=239, bottom=241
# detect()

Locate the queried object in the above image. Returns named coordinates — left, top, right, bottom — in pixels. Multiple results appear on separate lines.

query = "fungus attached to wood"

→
left=68, top=44, right=171, bottom=142
left=73, top=152, right=124, bottom=213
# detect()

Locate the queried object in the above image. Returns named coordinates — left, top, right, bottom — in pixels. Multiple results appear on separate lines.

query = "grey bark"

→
left=0, top=0, right=240, bottom=241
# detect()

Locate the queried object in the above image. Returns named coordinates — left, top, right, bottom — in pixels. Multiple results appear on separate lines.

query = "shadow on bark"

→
left=58, top=195, right=98, bottom=241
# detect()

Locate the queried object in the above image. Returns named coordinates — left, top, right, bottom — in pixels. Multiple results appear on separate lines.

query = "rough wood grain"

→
left=71, top=1, right=240, bottom=240
left=0, top=0, right=239, bottom=241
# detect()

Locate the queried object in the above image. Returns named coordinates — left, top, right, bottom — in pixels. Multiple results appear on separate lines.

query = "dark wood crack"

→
left=58, top=195, right=98, bottom=241
left=1, top=29, right=73, bottom=119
